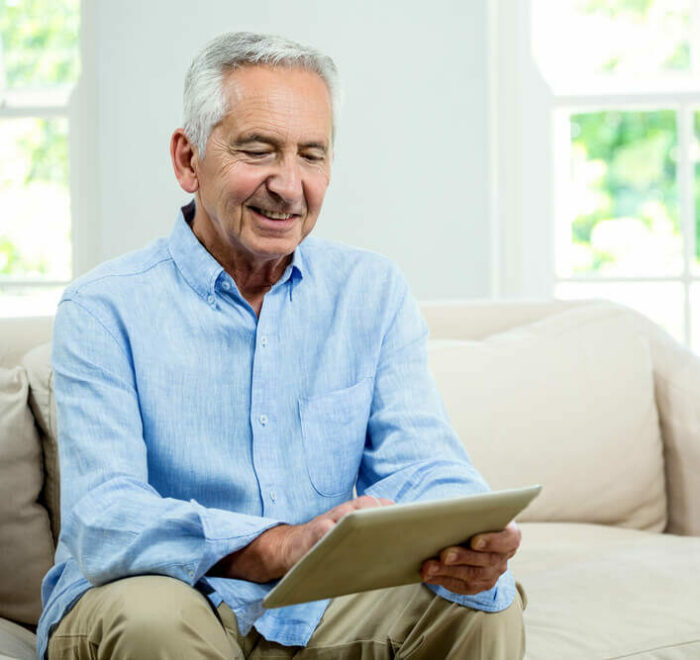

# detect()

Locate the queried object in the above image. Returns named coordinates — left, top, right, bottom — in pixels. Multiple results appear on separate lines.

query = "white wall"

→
left=76, top=0, right=491, bottom=299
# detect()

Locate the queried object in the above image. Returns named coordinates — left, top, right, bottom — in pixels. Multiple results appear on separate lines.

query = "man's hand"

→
left=420, top=521, right=521, bottom=595
left=208, top=495, right=394, bottom=583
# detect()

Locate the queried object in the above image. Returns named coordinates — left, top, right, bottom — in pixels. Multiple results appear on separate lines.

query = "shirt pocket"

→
left=299, top=378, right=374, bottom=497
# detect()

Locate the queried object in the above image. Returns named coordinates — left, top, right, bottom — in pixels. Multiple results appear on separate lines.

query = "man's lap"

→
left=47, top=575, right=525, bottom=659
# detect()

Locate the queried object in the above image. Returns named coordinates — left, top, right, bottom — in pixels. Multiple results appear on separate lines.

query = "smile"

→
left=249, top=206, right=298, bottom=221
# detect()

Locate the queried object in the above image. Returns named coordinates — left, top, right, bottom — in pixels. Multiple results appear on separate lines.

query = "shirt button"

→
left=260, top=336, right=268, bottom=347
left=270, top=490, right=277, bottom=502
left=221, top=281, right=230, bottom=291
left=207, top=294, right=215, bottom=305
left=259, top=414, right=268, bottom=426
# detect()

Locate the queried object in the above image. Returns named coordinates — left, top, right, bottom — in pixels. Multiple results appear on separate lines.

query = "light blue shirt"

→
left=37, top=202, right=515, bottom=659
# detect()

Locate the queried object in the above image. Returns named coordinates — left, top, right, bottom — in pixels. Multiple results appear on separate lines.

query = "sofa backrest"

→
left=0, top=316, right=53, bottom=369
left=2, top=298, right=699, bottom=548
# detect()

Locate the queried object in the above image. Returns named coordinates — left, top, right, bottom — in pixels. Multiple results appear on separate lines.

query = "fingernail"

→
left=426, top=565, right=438, bottom=576
left=445, top=551, right=458, bottom=565
left=474, top=539, right=486, bottom=550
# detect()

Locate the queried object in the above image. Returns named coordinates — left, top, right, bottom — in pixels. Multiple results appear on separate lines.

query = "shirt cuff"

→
left=426, top=568, right=516, bottom=612
left=189, top=499, right=283, bottom=583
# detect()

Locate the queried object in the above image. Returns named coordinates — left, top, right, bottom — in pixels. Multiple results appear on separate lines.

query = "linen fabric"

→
left=428, top=304, right=667, bottom=531
left=37, top=203, right=516, bottom=660
left=0, top=366, right=54, bottom=626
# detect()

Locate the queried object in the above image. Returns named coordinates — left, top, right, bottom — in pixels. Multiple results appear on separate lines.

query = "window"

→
left=0, top=0, right=80, bottom=316
left=493, top=0, right=700, bottom=352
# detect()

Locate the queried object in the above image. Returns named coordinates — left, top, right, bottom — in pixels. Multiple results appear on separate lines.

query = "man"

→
left=38, top=32, right=524, bottom=659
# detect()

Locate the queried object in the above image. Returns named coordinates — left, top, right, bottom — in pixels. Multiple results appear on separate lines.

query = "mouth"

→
left=248, top=205, right=301, bottom=222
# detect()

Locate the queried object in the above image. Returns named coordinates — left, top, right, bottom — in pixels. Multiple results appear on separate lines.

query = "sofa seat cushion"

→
left=0, top=618, right=36, bottom=660
left=0, top=367, right=55, bottom=627
left=428, top=303, right=667, bottom=531
left=512, top=522, right=700, bottom=659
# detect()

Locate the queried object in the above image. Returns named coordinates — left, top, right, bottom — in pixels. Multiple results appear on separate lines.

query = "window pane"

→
left=0, top=117, right=71, bottom=280
left=0, top=284, right=63, bottom=317
left=555, top=281, right=685, bottom=343
left=0, top=0, right=80, bottom=91
left=533, top=0, right=694, bottom=85
left=690, top=284, right=700, bottom=354
left=696, top=109, right=700, bottom=271
left=556, top=109, right=682, bottom=277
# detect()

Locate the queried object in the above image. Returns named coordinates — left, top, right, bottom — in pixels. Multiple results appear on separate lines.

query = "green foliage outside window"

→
left=569, top=110, right=682, bottom=274
left=0, top=0, right=79, bottom=279
left=0, top=0, right=80, bottom=89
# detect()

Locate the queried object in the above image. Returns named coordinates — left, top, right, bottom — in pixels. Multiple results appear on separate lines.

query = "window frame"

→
left=491, top=0, right=700, bottom=348
left=0, top=0, right=97, bottom=316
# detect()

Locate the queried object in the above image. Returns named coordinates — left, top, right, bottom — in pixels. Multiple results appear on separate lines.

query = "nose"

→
left=266, top=155, right=303, bottom=205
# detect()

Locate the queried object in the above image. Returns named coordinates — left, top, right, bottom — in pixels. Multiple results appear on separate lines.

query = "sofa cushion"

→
left=625, top=310, right=700, bottom=536
left=21, top=342, right=60, bottom=545
left=428, top=303, right=667, bottom=531
left=0, top=366, right=55, bottom=626
left=0, top=617, right=36, bottom=660
left=512, top=522, right=700, bottom=659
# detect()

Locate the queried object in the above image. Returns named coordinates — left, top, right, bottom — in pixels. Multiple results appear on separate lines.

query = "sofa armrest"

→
left=631, top=312, right=700, bottom=536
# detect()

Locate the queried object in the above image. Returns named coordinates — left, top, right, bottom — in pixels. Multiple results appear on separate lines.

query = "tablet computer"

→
left=263, top=484, right=541, bottom=609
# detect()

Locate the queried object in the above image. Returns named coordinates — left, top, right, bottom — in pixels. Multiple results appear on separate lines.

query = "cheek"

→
left=219, top=164, right=268, bottom=204
left=306, top=174, right=330, bottom=211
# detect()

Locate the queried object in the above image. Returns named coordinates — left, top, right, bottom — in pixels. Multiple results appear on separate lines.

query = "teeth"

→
left=254, top=207, right=293, bottom=220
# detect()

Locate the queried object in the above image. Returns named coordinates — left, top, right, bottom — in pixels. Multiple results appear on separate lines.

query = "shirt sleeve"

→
left=356, top=267, right=516, bottom=612
left=52, top=296, right=281, bottom=588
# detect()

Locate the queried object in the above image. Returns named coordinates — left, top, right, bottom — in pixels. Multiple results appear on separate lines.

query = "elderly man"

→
left=38, top=32, right=524, bottom=659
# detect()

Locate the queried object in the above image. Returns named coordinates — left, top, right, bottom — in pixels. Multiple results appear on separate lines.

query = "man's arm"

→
left=53, top=297, right=281, bottom=587
left=356, top=266, right=519, bottom=609
left=208, top=496, right=394, bottom=582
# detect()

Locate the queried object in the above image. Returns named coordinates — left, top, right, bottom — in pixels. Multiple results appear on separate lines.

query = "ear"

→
left=170, top=128, right=200, bottom=193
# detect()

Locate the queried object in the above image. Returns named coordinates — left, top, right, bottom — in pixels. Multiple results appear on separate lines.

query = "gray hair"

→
left=183, top=31, right=339, bottom=158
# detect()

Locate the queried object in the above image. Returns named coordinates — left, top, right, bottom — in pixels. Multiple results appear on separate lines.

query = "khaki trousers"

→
left=47, top=576, right=526, bottom=659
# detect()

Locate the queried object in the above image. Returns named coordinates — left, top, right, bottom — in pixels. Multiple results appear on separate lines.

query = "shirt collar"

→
left=168, top=200, right=305, bottom=302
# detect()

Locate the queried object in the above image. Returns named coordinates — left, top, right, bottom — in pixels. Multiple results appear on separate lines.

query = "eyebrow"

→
left=234, top=133, right=328, bottom=153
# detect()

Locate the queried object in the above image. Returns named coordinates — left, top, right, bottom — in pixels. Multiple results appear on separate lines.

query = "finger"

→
left=422, top=561, right=506, bottom=585
left=424, top=574, right=497, bottom=596
left=470, top=521, right=521, bottom=554
left=439, top=546, right=501, bottom=568
left=325, top=501, right=359, bottom=522
left=353, top=495, right=394, bottom=509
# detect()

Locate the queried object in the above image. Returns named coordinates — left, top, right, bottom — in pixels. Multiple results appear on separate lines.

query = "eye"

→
left=242, top=150, right=271, bottom=158
left=302, top=153, right=325, bottom=163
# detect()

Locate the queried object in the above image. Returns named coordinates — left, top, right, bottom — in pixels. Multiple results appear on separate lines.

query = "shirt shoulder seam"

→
left=70, top=254, right=173, bottom=295
left=58, top=296, right=131, bottom=363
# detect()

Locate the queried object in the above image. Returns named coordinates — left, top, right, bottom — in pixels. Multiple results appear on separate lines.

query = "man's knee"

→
left=50, top=575, right=233, bottom=660
left=469, top=592, right=525, bottom=658
left=107, top=576, right=211, bottom=639
left=409, top=588, right=525, bottom=660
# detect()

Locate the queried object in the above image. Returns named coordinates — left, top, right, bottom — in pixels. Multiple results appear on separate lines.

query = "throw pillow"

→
left=0, top=366, right=55, bottom=626
left=428, top=303, right=667, bottom=531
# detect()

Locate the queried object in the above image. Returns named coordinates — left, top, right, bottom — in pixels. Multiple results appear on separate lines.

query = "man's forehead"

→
left=215, top=65, right=332, bottom=147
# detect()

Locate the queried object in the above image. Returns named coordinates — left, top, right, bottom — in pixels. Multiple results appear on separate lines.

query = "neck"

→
left=189, top=206, right=291, bottom=306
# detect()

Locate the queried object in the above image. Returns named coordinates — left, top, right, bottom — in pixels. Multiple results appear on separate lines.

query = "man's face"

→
left=193, top=65, right=333, bottom=264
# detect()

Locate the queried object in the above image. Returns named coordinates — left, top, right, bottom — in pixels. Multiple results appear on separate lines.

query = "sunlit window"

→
left=532, top=0, right=700, bottom=351
left=0, top=0, right=80, bottom=316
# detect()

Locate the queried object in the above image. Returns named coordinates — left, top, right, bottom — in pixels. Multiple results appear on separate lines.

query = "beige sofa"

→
left=1, top=300, right=699, bottom=659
